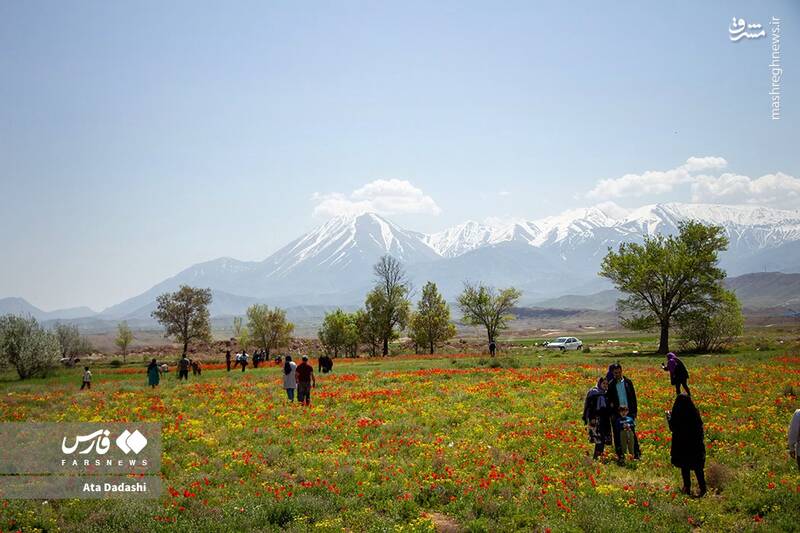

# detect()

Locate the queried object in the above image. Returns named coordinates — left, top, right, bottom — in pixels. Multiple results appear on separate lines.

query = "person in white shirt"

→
left=80, top=367, right=92, bottom=390
left=282, top=355, right=297, bottom=402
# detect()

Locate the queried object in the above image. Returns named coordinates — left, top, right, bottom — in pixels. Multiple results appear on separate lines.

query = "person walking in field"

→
left=295, top=355, right=315, bottom=406
left=147, top=358, right=160, bottom=389
left=662, top=352, right=690, bottom=396
left=225, top=348, right=232, bottom=372
left=607, top=363, right=641, bottom=461
left=667, top=393, right=707, bottom=496
left=789, top=409, right=800, bottom=470
left=80, top=366, right=92, bottom=390
left=191, top=359, right=202, bottom=376
left=318, top=354, right=333, bottom=374
left=582, top=376, right=612, bottom=459
left=489, top=340, right=497, bottom=357
left=240, top=350, right=248, bottom=372
left=283, top=355, right=297, bottom=402
left=178, top=355, right=190, bottom=381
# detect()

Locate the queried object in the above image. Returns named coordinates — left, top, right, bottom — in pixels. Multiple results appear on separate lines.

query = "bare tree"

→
left=55, top=323, right=93, bottom=365
left=368, top=255, right=411, bottom=356
left=457, top=282, right=521, bottom=353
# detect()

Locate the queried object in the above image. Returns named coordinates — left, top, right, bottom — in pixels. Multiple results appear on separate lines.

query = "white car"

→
left=545, top=337, right=583, bottom=351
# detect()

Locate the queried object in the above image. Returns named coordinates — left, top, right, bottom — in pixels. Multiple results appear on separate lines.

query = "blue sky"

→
left=1, top=0, right=798, bottom=310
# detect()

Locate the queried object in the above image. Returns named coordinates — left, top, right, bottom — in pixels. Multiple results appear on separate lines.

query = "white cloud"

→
left=683, top=156, right=727, bottom=172
left=586, top=156, right=728, bottom=199
left=312, top=179, right=441, bottom=218
left=691, top=172, right=800, bottom=208
left=498, top=190, right=510, bottom=197
left=586, top=156, right=800, bottom=209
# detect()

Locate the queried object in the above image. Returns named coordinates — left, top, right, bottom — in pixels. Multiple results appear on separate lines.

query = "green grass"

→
left=0, top=332, right=798, bottom=531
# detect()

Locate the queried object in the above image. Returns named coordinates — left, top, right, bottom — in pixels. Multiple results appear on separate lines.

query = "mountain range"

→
left=4, top=202, right=800, bottom=323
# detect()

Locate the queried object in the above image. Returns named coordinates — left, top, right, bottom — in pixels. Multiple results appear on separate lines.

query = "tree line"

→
left=0, top=220, right=744, bottom=379
left=318, top=255, right=523, bottom=357
left=144, top=255, right=524, bottom=360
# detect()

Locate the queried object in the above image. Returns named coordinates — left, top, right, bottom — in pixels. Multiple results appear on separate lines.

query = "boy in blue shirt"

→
left=616, top=406, right=636, bottom=463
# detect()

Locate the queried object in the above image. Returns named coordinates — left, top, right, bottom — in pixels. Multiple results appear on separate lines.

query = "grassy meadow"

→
left=0, top=330, right=799, bottom=532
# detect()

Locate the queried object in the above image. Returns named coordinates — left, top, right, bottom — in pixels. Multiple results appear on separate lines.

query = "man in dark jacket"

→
left=606, top=363, right=641, bottom=461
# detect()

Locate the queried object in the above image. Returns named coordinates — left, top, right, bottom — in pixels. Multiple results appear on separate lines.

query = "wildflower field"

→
left=1, top=340, right=799, bottom=532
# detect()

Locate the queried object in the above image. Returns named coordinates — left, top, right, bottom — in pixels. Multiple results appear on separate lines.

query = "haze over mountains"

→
left=3, top=202, right=800, bottom=323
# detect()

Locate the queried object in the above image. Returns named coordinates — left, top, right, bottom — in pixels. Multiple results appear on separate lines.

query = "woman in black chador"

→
left=667, top=393, right=707, bottom=496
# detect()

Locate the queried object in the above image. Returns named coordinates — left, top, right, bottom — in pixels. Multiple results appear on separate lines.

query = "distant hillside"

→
left=724, top=272, right=800, bottom=309
left=533, top=290, right=621, bottom=311
left=529, top=272, right=800, bottom=312
left=0, top=297, right=97, bottom=321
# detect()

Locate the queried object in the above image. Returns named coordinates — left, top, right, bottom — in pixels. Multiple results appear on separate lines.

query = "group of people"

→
left=143, top=351, right=325, bottom=407
left=281, top=355, right=317, bottom=405
left=223, top=348, right=281, bottom=372
left=583, top=353, right=708, bottom=496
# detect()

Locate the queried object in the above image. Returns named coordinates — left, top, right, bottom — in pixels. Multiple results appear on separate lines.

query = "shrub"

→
left=109, top=359, right=122, bottom=368
left=753, top=338, right=772, bottom=351
left=706, top=462, right=733, bottom=493
left=677, top=290, right=743, bottom=352
left=582, top=345, right=591, bottom=353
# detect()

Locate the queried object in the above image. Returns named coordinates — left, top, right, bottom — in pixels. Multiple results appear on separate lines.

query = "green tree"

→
left=677, top=289, right=743, bottom=352
left=354, top=308, right=381, bottom=357
left=151, top=285, right=213, bottom=357
left=115, top=321, right=134, bottom=363
left=0, top=315, right=61, bottom=379
left=456, top=282, right=521, bottom=352
left=600, top=221, right=729, bottom=354
left=409, top=282, right=456, bottom=354
left=367, top=256, right=411, bottom=356
left=246, top=304, right=294, bottom=357
left=318, top=309, right=359, bottom=358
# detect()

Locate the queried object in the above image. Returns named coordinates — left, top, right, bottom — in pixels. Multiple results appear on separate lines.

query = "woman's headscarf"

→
left=671, top=393, right=702, bottom=434
left=605, top=364, right=616, bottom=383
left=283, top=355, right=293, bottom=375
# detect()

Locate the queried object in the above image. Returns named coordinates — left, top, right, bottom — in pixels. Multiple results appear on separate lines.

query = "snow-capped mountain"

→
left=96, top=204, right=800, bottom=318
left=427, top=203, right=800, bottom=265
left=423, top=219, right=541, bottom=257
left=258, top=212, right=440, bottom=279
